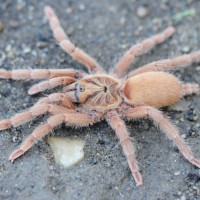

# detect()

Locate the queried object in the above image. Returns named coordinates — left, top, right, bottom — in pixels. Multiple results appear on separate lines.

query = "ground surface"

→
left=0, top=0, right=200, bottom=200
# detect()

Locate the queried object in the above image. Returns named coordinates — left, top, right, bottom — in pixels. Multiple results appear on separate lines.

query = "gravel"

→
left=137, top=6, right=148, bottom=18
left=0, top=0, right=200, bottom=200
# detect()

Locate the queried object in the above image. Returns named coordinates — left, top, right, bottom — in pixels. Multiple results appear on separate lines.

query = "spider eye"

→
left=79, top=85, right=85, bottom=92
left=103, top=86, right=107, bottom=93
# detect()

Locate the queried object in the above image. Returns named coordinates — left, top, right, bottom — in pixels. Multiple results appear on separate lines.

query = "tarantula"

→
left=0, top=5, right=200, bottom=186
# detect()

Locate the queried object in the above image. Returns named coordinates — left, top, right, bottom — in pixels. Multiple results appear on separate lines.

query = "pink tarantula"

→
left=0, top=5, right=200, bottom=186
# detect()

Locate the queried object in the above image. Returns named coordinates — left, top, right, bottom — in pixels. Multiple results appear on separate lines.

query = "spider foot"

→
left=8, top=149, right=24, bottom=163
left=134, top=171, right=143, bottom=187
left=191, top=158, right=200, bottom=168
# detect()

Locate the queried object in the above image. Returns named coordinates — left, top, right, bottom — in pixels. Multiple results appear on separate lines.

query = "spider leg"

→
left=114, top=27, right=175, bottom=77
left=37, top=93, right=74, bottom=109
left=8, top=112, right=100, bottom=162
left=106, top=111, right=143, bottom=186
left=28, top=76, right=75, bottom=95
left=181, top=83, right=199, bottom=97
left=128, top=51, right=200, bottom=77
left=0, top=69, right=81, bottom=80
left=124, top=106, right=200, bottom=168
left=44, top=6, right=102, bottom=74
left=0, top=103, right=72, bottom=131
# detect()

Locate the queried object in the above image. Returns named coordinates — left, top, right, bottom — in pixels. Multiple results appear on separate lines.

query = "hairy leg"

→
left=128, top=51, right=200, bottom=77
left=37, top=93, right=74, bottom=109
left=181, top=83, right=199, bottom=97
left=0, top=103, right=71, bottom=131
left=106, top=110, right=143, bottom=186
left=124, top=106, right=200, bottom=168
left=114, top=27, right=175, bottom=77
left=44, top=6, right=102, bottom=74
left=0, top=69, right=81, bottom=80
left=28, top=76, right=75, bottom=95
left=9, top=112, right=100, bottom=162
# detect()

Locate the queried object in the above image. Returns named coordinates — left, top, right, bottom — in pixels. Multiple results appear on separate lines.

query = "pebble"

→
left=177, top=191, right=182, bottom=195
left=12, top=136, right=20, bottom=143
left=66, top=7, right=72, bottom=14
left=16, top=0, right=26, bottom=11
left=193, top=186, right=198, bottom=190
left=6, top=45, right=15, bottom=58
left=48, top=137, right=85, bottom=168
left=120, top=44, right=128, bottom=49
left=78, top=24, right=83, bottom=30
left=67, top=27, right=75, bottom=36
left=0, top=21, right=4, bottom=32
left=170, top=101, right=189, bottom=112
left=180, top=195, right=186, bottom=200
left=181, top=134, right=186, bottom=139
left=181, top=46, right=190, bottom=53
left=79, top=4, right=85, bottom=11
left=174, top=171, right=181, bottom=176
left=23, top=47, right=31, bottom=54
left=180, top=118, right=185, bottom=122
left=152, top=18, right=162, bottom=25
left=9, top=20, right=20, bottom=28
left=36, top=41, right=47, bottom=49
left=186, top=109, right=198, bottom=122
left=134, top=26, right=143, bottom=36
left=188, top=125, right=199, bottom=137
left=120, top=17, right=126, bottom=25
left=137, top=6, right=148, bottom=18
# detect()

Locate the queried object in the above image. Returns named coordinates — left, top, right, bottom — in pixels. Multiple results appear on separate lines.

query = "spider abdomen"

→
left=123, top=71, right=182, bottom=107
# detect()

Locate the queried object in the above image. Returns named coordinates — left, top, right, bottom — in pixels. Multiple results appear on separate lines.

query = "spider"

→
left=0, top=5, right=200, bottom=187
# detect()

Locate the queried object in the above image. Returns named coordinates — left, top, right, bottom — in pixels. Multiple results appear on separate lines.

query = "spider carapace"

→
left=65, top=75, right=122, bottom=112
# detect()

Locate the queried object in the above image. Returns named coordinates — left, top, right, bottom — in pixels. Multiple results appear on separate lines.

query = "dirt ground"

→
left=0, top=0, right=200, bottom=200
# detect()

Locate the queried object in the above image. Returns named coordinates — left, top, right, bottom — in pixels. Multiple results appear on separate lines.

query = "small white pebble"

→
left=79, top=4, right=85, bottom=11
left=180, top=118, right=185, bottom=122
left=193, top=186, right=198, bottom=190
left=181, top=134, right=186, bottom=139
left=182, top=46, right=190, bottom=53
left=120, top=17, right=126, bottom=25
left=174, top=171, right=181, bottom=176
left=23, top=47, right=31, bottom=54
left=48, top=137, right=85, bottom=168
left=137, top=6, right=148, bottom=18
left=180, top=195, right=186, bottom=200
left=66, top=7, right=72, bottom=14
left=178, top=191, right=182, bottom=195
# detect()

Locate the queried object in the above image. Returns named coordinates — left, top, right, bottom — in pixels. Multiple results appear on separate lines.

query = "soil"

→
left=0, top=0, right=200, bottom=200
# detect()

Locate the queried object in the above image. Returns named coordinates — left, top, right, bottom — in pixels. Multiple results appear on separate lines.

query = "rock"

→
left=23, top=47, right=31, bottom=54
left=181, top=134, right=186, bottom=139
left=36, top=41, right=47, bottom=49
left=9, top=20, right=20, bottom=28
left=174, top=171, right=181, bottom=176
left=120, top=17, right=126, bottom=25
left=186, top=108, right=198, bottom=122
left=137, top=6, right=148, bottom=18
left=48, top=137, right=85, bottom=168
left=79, top=4, right=85, bottom=11
left=67, top=27, right=75, bottom=36
left=181, top=45, right=190, bottom=53
left=0, top=21, right=4, bottom=32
